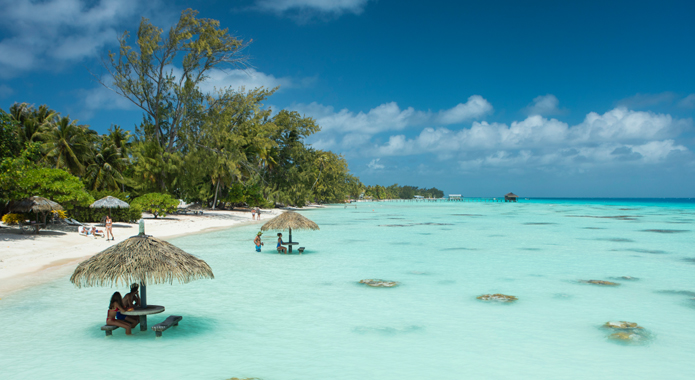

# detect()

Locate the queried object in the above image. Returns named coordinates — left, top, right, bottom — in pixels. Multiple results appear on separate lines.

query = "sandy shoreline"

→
left=0, top=208, right=284, bottom=297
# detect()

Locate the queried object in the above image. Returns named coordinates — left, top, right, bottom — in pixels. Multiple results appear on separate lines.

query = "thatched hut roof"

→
left=260, top=211, right=320, bottom=232
left=505, top=192, right=519, bottom=198
left=90, top=196, right=130, bottom=209
left=10, top=196, right=63, bottom=213
left=70, top=235, right=214, bottom=288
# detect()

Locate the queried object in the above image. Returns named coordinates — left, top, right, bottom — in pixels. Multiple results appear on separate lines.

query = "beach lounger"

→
left=152, top=315, right=182, bottom=337
left=78, top=226, right=88, bottom=236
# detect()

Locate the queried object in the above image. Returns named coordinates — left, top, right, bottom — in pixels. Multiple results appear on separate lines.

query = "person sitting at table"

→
left=277, top=233, right=287, bottom=254
left=122, top=283, right=141, bottom=310
left=106, top=292, right=133, bottom=335
left=121, top=283, right=141, bottom=328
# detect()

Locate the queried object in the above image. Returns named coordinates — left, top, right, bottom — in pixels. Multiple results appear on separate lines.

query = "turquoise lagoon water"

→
left=1, top=199, right=695, bottom=379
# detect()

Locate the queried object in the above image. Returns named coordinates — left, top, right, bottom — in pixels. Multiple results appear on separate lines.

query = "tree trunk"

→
left=212, top=180, right=220, bottom=210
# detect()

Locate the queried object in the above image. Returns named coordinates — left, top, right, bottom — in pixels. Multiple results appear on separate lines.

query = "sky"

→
left=1, top=0, right=694, bottom=197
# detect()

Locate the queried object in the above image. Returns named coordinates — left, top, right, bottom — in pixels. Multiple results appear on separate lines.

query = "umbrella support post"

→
left=288, top=228, right=293, bottom=254
left=140, top=282, right=147, bottom=331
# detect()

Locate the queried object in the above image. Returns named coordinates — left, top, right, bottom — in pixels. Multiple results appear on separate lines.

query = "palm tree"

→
left=85, top=139, right=127, bottom=191
left=107, top=125, right=132, bottom=157
left=38, top=116, right=95, bottom=176
left=10, top=103, right=58, bottom=144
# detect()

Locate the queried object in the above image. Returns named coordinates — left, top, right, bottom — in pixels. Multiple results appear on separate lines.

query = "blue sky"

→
left=1, top=0, right=694, bottom=197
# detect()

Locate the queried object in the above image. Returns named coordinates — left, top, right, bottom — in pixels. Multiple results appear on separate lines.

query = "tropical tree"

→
left=9, top=103, right=57, bottom=145
left=98, top=9, right=250, bottom=192
left=0, top=110, right=21, bottom=161
left=38, top=116, right=96, bottom=176
left=84, top=139, right=127, bottom=191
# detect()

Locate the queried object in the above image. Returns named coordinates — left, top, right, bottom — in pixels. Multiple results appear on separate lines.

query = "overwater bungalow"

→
left=504, top=192, right=519, bottom=202
left=449, top=194, right=462, bottom=200
left=414, top=195, right=424, bottom=199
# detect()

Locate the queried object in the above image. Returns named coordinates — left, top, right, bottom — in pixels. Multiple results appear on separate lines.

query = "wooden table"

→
left=282, top=241, right=299, bottom=253
left=122, top=305, right=165, bottom=331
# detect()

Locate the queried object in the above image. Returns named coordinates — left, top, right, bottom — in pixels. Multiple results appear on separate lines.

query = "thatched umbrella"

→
left=70, top=222, right=214, bottom=330
left=90, top=196, right=130, bottom=217
left=9, top=196, right=64, bottom=233
left=261, top=211, right=319, bottom=253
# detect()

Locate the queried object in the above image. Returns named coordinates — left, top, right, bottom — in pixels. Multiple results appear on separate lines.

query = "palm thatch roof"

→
left=90, top=196, right=130, bottom=209
left=505, top=192, right=519, bottom=197
left=70, top=235, right=214, bottom=288
left=10, top=196, right=63, bottom=213
left=260, top=211, right=320, bottom=232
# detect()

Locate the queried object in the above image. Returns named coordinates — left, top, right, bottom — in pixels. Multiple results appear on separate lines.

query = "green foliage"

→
left=69, top=205, right=142, bottom=223
left=131, top=192, right=178, bottom=218
left=0, top=10, right=446, bottom=212
left=0, top=157, right=93, bottom=208
left=0, top=110, right=22, bottom=161
left=363, top=184, right=445, bottom=200
left=103, top=9, right=248, bottom=162
left=38, top=115, right=96, bottom=176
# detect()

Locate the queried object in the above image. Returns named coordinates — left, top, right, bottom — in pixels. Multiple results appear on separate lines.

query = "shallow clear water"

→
left=1, top=200, right=695, bottom=379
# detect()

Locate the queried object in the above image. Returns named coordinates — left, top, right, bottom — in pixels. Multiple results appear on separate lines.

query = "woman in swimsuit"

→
left=277, top=233, right=287, bottom=254
left=106, top=292, right=133, bottom=335
left=105, top=215, right=114, bottom=241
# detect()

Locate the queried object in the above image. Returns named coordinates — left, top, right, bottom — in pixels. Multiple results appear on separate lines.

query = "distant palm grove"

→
left=0, top=9, right=442, bottom=220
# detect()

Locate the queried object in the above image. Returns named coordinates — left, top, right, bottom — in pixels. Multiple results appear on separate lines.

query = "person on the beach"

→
left=256, top=207, right=261, bottom=220
left=277, top=233, right=287, bottom=254
left=252, top=208, right=256, bottom=220
left=105, top=215, right=114, bottom=241
left=121, top=284, right=141, bottom=328
left=106, top=292, right=133, bottom=335
left=254, top=232, right=264, bottom=252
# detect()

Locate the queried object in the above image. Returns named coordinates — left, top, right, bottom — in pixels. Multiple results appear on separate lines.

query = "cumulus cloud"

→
left=367, top=158, right=384, bottom=170
left=198, top=68, right=295, bottom=93
left=372, top=107, right=690, bottom=157
left=0, top=0, right=161, bottom=77
left=294, top=95, right=492, bottom=135
left=524, top=94, right=563, bottom=116
left=456, top=140, right=687, bottom=171
left=253, top=0, right=371, bottom=20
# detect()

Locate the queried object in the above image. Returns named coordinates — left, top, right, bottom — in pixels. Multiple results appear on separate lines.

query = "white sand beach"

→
left=0, top=208, right=284, bottom=297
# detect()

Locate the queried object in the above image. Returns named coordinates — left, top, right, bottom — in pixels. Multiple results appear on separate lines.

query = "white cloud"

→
left=367, top=158, right=384, bottom=169
left=524, top=94, right=563, bottom=116
left=372, top=107, right=691, bottom=158
left=198, top=68, right=295, bottom=93
left=435, top=95, right=494, bottom=124
left=456, top=140, right=687, bottom=171
left=0, top=0, right=160, bottom=77
left=294, top=95, right=492, bottom=135
left=254, top=0, right=370, bottom=17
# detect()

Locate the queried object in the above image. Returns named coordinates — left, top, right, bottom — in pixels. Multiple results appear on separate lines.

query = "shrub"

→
left=131, top=193, right=178, bottom=218
left=2, top=213, right=27, bottom=225
left=69, top=205, right=142, bottom=223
